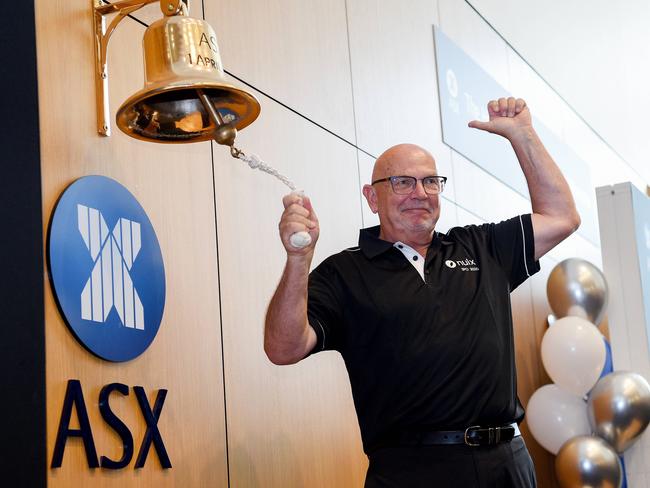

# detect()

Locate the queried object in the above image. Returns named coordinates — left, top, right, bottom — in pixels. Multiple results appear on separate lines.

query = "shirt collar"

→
left=359, top=225, right=443, bottom=259
left=359, top=226, right=394, bottom=259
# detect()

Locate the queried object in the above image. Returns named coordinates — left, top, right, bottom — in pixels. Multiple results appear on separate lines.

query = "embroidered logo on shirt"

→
left=445, top=258, right=479, bottom=271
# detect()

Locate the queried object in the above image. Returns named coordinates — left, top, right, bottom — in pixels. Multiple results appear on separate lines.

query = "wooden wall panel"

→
left=346, top=0, right=455, bottom=202
left=511, top=280, right=559, bottom=486
left=213, top=87, right=367, bottom=488
left=206, top=0, right=356, bottom=143
left=35, top=0, right=228, bottom=485
left=129, top=2, right=172, bottom=26
left=357, top=150, right=380, bottom=228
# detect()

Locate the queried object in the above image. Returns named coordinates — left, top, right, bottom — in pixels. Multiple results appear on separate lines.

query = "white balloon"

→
left=541, top=316, right=606, bottom=396
left=527, top=384, right=591, bottom=454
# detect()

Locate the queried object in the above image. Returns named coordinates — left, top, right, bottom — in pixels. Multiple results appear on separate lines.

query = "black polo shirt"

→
left=307, top=214, right=540, bottom=453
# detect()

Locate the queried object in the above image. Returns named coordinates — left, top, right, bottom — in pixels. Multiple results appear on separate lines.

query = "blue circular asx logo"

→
left=48, top=176, right=165, bottom=362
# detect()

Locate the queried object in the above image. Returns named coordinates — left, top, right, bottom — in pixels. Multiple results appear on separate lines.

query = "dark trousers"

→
left=365, top=436, right=537, bottom=488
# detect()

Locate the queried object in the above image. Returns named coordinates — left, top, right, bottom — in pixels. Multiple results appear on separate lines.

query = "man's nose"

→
left=411, top=179, right=428, bottom=198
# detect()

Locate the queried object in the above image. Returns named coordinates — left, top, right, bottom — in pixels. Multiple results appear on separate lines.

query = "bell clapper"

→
left=214, top=125, right=238, bottom=147
left=197, top=88, right=238, bottom=147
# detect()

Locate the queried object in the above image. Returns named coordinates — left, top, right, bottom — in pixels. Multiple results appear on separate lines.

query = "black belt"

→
left=392, top=424, right=518, bottom=447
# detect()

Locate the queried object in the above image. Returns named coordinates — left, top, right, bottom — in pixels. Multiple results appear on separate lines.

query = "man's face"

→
left=363, top=146, right=441, bottom=241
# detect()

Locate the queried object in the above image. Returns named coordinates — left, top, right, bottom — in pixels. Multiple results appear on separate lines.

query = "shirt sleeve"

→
left=306, top=260, right=344, bottom=354
left=478, top=214, right=540, bottom=291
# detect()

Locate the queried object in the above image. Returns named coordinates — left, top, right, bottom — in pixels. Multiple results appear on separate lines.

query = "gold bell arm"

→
left=93, top=0, right=187, bottom=136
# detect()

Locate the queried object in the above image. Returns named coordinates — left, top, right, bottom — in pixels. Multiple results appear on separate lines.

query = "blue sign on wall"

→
left=433, top=26, right=598, bottom=244
left=49, top=176, right=166, bottom=362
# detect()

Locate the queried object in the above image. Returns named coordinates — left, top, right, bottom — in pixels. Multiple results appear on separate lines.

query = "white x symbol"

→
left=77, top=204, right=145, bottom=330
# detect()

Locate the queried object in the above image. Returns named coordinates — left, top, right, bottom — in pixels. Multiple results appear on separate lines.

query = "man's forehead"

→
left=373, top=145, right=437, bottom=179
left=381, top=157, right=436, bottom=172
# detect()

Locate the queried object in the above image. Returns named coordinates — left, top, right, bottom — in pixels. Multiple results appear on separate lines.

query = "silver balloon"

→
left=555, top=436, right=622, bottom=488
left=588, top=371, right=650, bottom=452
left=547, top=258, right=608, bottom=326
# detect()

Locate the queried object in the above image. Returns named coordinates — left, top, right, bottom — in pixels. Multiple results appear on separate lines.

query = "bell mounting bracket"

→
left=93, top=0, right=190, bottom=136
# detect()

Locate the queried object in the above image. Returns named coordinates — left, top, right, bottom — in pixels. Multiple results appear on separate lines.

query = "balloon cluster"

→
left=526, top=258, right=650, bottom=488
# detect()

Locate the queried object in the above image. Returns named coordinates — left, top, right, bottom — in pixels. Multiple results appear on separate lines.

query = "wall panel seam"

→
left=200, top=1, right=231, bottom=486
left=343, top=0, right=366, bottom=225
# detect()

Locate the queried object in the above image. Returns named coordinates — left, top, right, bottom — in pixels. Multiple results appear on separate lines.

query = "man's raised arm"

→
left=469, top=97, right=581, bottom=260
left=264, top=193, right=319, bottom=365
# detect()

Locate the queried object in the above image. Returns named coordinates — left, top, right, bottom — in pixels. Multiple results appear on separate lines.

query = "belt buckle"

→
left=464, top=425, right=481, bottom=447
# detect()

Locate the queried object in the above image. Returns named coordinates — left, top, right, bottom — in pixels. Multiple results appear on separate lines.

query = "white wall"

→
left=467, top=0, right=650, bottom=187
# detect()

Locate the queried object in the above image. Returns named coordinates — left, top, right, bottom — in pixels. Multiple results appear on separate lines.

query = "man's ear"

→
left=362, top=184, right=379, bottom=214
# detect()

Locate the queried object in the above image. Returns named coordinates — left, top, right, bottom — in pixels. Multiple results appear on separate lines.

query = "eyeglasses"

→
left=371, top=175, right=447, bottom=195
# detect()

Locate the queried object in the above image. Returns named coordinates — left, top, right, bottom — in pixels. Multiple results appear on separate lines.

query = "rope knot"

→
left=247, top=153, right=262, bottom=169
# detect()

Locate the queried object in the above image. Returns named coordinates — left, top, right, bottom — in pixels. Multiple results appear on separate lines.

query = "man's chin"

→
left=403, top=220, right=436, bottom=233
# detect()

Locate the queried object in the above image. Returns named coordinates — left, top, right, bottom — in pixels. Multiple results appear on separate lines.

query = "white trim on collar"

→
left=393, top=241, right=426, bottom=282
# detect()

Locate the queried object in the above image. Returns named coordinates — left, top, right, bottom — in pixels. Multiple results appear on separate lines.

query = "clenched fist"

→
left=468, top=97, right=532, bottom=140
left=279, top=193, right=319, bottom=256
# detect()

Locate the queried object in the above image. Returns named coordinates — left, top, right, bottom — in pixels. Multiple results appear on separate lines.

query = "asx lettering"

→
left=51, top=380, right=171, bottom=470
left=199, top=32, right=218, bottom=53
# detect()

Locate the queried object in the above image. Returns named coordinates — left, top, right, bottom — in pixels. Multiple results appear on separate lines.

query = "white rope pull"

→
left=232, top=149, right=312, bottom=249
left=237, top=152, right=297, bottom=191
left=288, top=190, right=313, bottom=248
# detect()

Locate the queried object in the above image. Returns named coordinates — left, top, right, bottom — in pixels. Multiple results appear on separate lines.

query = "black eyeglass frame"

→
left=371, top=175, right=448, bottom=195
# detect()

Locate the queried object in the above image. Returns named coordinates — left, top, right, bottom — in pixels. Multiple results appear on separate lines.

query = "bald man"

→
left=265, top=98, right=580, bottom=488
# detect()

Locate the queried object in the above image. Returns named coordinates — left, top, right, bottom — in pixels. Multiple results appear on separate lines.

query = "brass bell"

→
left=106, top=3, right=260, bottom=145
left=93, top=0, right=259, bottom=147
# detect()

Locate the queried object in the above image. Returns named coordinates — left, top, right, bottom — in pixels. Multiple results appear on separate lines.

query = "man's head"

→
left=362, top=144, right=442, bottom=243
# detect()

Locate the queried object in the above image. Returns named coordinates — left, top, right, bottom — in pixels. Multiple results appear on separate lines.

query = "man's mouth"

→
left=402, top=207, right=431, bottom=213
